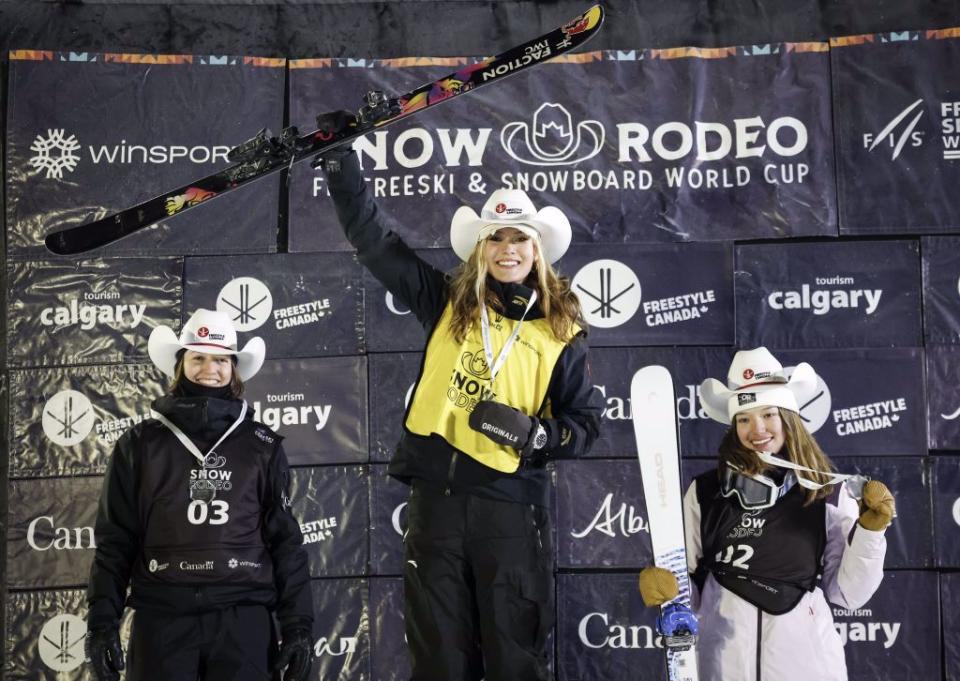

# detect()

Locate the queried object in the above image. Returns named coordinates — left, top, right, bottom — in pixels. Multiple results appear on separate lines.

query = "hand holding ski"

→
left=44, top=5, right=604, bottom=255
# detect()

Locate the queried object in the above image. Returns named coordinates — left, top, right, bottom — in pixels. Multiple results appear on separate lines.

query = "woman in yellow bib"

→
left=319, top=112, right=602, bottom=681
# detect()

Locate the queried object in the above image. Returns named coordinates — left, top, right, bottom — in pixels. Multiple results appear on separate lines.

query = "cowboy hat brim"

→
left=450, top=205, right=572, bottom=264
left=699, top=361, right=818, bottom=424
left=148, top=325, right=265, bottom=382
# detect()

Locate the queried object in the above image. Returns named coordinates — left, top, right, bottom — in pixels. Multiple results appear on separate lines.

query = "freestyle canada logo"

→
left=300, top=516, right=339, bottom=544
left=217, top=277, right=333, bottom=333
left=572, top=260, right=642, bottom=329
left=38, top=614, right=87, bottom=672
left=42, top=390, right=95, bottom=446
left=27, top=128, right=231, bottom=181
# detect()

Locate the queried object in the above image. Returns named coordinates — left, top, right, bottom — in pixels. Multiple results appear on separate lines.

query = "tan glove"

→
left=638, top=566, right=679, bottom=607
left=858, top=480, right=896, bottom=531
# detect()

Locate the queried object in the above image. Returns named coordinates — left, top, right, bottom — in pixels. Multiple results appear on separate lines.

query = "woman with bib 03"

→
left=638, top=348, right=895, bottom=681
left=319, top=120, right=602, bottom=681
left=84, top=309, right=314, bottom=681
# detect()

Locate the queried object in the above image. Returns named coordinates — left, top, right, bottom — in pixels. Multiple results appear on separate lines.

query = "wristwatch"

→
left=533, top=422, right=548, bottom=450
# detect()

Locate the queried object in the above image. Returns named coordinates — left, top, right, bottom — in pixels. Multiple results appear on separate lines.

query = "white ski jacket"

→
left=684, top=479, right=887, bottom=681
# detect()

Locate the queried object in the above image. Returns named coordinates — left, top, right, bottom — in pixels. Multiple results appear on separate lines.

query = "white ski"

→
left=632, top=365, right=699, bottom=681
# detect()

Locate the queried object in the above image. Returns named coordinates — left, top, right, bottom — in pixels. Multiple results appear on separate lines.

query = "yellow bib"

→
left=405, top=302, right=575, bottom=473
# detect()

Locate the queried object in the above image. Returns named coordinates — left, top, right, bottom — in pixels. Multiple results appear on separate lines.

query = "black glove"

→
left=469, top=400, right=546, bottom=459
left=273, top=627, right=313, bottom=681
left=312, top=110, right=358, bottom=173
left=85, top=626, right=124, bottom=681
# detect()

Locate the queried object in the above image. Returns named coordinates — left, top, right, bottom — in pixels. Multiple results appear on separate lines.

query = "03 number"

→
left=187, top=500, right=230, bottom=525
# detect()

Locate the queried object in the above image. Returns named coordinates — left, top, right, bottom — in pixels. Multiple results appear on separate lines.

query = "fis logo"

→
left=501, top=102, right=605, bottom=166
left=863, top=99, right=925, bottom=160
left=29, top=129, right=82, bottom=179
left=572, top=259, right=642, bottom=329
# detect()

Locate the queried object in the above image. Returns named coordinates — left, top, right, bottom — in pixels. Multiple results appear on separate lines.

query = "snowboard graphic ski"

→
left=632, top=365, right=699, bottom=681
left=44, top=5, right=604, bottom=255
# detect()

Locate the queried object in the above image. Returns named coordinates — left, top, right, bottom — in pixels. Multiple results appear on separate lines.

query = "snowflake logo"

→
left=29, top=129, right=82, bottom=179
left=228, top=558, right=238, bottom=569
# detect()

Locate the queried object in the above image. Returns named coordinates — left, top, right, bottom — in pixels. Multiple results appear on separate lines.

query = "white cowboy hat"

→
left=450, top=188, right=572, bottom=264
left=699, top=347, right=818, bottom=424
left=147, top=308, right=265, bottom=382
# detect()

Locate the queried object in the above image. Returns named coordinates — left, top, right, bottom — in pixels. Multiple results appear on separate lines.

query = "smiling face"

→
left=735, top=406, right=786, bottom=454
left=483, top=227, right=538, bottom=284
left=182, top=350, right=234, bottom=388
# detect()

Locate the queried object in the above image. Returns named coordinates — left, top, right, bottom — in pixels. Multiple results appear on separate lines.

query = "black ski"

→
left=44, top=5, right=604, bottom=255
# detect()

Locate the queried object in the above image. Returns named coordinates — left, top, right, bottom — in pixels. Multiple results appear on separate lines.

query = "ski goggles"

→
left=720, top=452, right=871, bottom=510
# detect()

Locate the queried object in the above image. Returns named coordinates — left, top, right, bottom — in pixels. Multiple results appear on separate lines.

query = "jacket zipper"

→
left=755, top=607, right=762, bottom=681
left=445, top=451, right=458, bottom=496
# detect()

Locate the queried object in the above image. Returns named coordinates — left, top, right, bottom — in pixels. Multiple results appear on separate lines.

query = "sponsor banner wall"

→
left=589, top=346, right=674, bottom=457
left=555, top=459, right=653, bottom=569
left=362, top=248, right=460, bottom=353
left=368, top=464, right=408, bottom=576
left=245, top=356, right=368, bottom=466
left=832, top=30, right=960, bottom=234
left=4, top=52, right=284, bottom=257
left=673, top=346, right=737, bottom=457
left=944, top=573, right=960, bottom=681
left=4, top=589, right=133, bottom=680
left=736, top=240, right=922, bottom=348
left=308, top=578, right=370, bottom=680
left=932, top=456, right=960, bottom=568
left=8, top=363, right=165, bottom=478
left=833, top=457, right=934, bottom=569
left=556, top=573, right=664, bottom=681
left=367, top=352, right=421, bottom=463
left=775, top=348, right=926, bottom=456
left=183, top=252, right=362, bottom=359
left=558, top=243, right=734, bottom=347
left=922, top=236, right=960, bottom=344
left=925, top=345, right=960, bottom=449
left=290, top=466, right=368, bottom=578
left=6, top=477, right=100, bottom=589
left=290, top=46, right=835, bottom=252
left=833, top=571, right=940, bottom=681
left=6, top=257, right=182, bottom=367
left=369, top=578, right=411, bottom=681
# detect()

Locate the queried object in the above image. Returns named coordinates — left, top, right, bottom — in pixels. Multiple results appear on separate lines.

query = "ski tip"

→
left=43, top=230, right=75, bottom=256
left=565, top=5, right=605, bottom=38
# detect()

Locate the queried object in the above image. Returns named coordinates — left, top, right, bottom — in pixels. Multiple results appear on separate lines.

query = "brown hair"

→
left=446, top=238, right=583, bottom=344
left=168, top=350, right=245, bottom=399
left=717, top=407, right=836, bottom=505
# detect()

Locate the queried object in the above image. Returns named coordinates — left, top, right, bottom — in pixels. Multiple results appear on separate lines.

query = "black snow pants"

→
left=402, top=480, right=555, bottom=681
left=127, top=604, right=278, bottom=681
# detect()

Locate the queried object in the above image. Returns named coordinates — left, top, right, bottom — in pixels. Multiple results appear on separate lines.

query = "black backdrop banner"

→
left=925, top=345, right=960, bottom=450
left=933, top=456, right=960, bottom=568
left=833, top=30, right=960, bottom=234
left=369, top=578, right=410, bottom=681
left=4, top=52, right=284, bottom=258
left=368, top=464, right=409, bottom=576
left=6, top=257, right=183, bottom=367
left=8, top=364, right=165, bottom=478
left=367, top=352, right=421, bottom=463
left=736, top=240, right=922, bottom=349
left=183, top=252, right=362, bottom=359
left=944, top=573, right=960, bottom=681
left=306, top=579, right=369, bottom=680
left=290, top=45, right=835, bottom=252
left=922, top=236, right=960, bottom=344
left=244, top=356, right=368, bottom=466
left=6, top=478, right=100, bottom=589
left=289, top=466, right=369, bottom=578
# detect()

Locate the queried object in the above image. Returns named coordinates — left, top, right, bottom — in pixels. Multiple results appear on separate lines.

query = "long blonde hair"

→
left=718, top=407, right=835, bottom=505
left=446, top=238, right=583, bottom=344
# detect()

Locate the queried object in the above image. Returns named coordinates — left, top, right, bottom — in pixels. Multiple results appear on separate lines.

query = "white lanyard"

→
left=756, top=451, right=867, bottom=496
left=151, top=401, right=248, bottom=467
left=479, top=290, right=537, bottom=392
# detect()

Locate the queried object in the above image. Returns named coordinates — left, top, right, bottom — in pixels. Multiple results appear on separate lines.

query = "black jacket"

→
left=326, top=153, right=603, bottom=506
left=86, top=395, right=313, bottom=632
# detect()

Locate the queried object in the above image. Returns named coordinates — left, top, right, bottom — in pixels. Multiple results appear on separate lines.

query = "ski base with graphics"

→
left=44, top=5, right=604, bottom=255
left=631, top=365, right=700, bottom=681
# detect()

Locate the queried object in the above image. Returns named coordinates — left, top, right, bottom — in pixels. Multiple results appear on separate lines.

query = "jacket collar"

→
left=487, top=279, right=544, bottom=321
left=152, top=395, right=247, bottom=440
